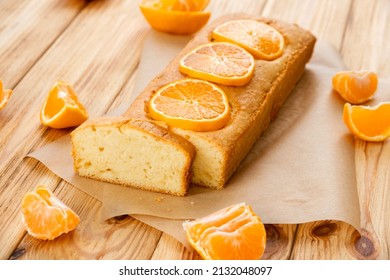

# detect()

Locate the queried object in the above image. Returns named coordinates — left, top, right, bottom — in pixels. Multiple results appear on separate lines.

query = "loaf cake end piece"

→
left=71, top=117, right=196, bottom=196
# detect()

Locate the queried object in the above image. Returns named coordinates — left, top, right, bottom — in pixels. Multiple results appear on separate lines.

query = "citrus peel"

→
left=343, top=102, right=390, bottom=142
left=139, top=0, right=211, bottom=35
left=40, top=81, right=88, bottom=129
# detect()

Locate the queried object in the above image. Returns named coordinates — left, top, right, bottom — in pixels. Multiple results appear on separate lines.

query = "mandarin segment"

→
left=343, top=102, right=390, bottom=142
left=183, top=203, right=266, bottom=260
left=21, top=186, right=80, bottom=240
left=332, top=71, right=378, bottom=104
left=40, top=81, right=88, bottom=129
left=149, top=79, right=230, bottom=132
left=0, top=80, right=13, bottom=110
left=212, top=19, right=285, bottom=60
left=139, top=0, right=210, bottom=35
left=179, top=42, right=255, bottom=86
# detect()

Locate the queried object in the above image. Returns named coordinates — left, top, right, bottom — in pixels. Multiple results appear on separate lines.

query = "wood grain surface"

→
left=0, top=0, right=389, bottom=260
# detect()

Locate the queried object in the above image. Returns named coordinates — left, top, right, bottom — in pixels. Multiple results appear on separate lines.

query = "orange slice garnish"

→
left=0, top=80, right=13, bottom=110
left=40, top=81, right=88, bottom=129
left=21, top=186, right=80, bottom=240
left=343, top=102, right=390, bottom=142
left=332, top=70, right=378, bottom=104
left=139, top=0, right=211, bottom=35
left=212, top=19, right=285, bottom=60
left=179, top=42, right=255, bottom=86
left=148, top=79, right=230, bottom=132
left=183, top=203, right=267, bottom=260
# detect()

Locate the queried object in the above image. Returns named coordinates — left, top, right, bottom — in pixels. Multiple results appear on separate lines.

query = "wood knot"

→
left=351, top=230, right=378, bottom=259
left=262, top=224, right=288, bottom=259
left=265, top=224, right=281, bottom=241
left=106, top=214, right=131, bottom=224
left=311, top=221, right=337, bottom=237
left=9, top=248, right=26, bottom=260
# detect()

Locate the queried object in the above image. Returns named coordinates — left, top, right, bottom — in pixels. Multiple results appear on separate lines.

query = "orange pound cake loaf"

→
left=71, top=118, right=195, bottom=196
left=71, top=13, right=316, bottom=195
left=124, top=14, right=316, bottom=189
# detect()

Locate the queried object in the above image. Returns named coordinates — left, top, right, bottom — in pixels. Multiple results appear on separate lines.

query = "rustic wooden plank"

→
left=151, top=234, right=202, bottom=260
left=0, top=0, right=86, bottom=87
left=208, top=0, right=267, bottom=19
left=0, top=0, right=150, bottom=259
left=291, top=0, right=390, bottom=259
left=261, top=0, right=363, bottom=260
left=12, top=182, right=162, bottom=260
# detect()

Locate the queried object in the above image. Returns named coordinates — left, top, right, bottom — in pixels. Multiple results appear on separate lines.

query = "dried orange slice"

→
left=139, top=0, right=211, bottom=35
left=21, top=186, right=80, bottom=240
left=332, top=71, right=378, bottom=104
left=343, top=102, right=390, bottom=142
left=212, top=19, right=285, bottom=60
left=40, top=81, right=88, bottom=129
left=0, top=80, right=13, bottom=110
left=149, top=79, right=230, bottom=132
left=179, top=42, right=255, bottom=86
left=183, top=203, right=266, bottom=260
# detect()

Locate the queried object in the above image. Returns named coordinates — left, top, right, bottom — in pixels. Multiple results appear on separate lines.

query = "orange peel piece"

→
left=139, top=0, right=211, bottom=35
left=40, top=81, right=88, bottom=129
left=343, top=102, right=390, bottom=142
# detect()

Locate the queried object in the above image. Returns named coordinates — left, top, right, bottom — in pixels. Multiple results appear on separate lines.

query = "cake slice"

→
left=71, top=117, right=195, bottom=196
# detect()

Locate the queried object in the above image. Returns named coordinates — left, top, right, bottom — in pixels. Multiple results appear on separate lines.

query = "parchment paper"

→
left=30, top=30, right=387, bottom=247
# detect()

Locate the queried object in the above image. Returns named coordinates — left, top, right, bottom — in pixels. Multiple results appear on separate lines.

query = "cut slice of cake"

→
left=71, top=117, right=196, bottom=196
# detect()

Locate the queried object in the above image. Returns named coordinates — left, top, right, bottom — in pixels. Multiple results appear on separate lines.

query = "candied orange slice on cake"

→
left=212, top=19, right=285, bottom=60
left=179, top=42, right=255, bottom=86
left=183, top=203, right=267, bottom=260
left=0, top=80, right=13, bottom=110
left=148, top=79, right=230, bottom=132
left=343, top=102, right=390, bottom=142
left=40, top=81, right=88, bottom=129
left=21, top=186, right=80, bottom=240
left=139, top=0, right=211, bottom=35
left=332, top=70, right=378, bottom=104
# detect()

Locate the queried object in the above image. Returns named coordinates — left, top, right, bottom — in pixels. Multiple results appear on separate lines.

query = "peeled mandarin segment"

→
left=179, top=42, right=255, bottom=86
left=0, top=80, right=13, bottom=110
left=183, top=203, right=266, bottom=260
left=21, top=186, right=80, bottom=240
left=212, top=19, right=285, bottom=60
left=332, top=71, right=378, bottom=104
left=139, top=0, right=210, bottom=35
left=343, top=102, right=390, bottom=142
left=40, top=81, right=88, bottom=129
left=149, top=79, right=230, bottom=132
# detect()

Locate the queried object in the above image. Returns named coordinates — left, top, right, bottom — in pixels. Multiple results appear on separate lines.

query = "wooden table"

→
left=1, top=0, right=389, bottom=260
